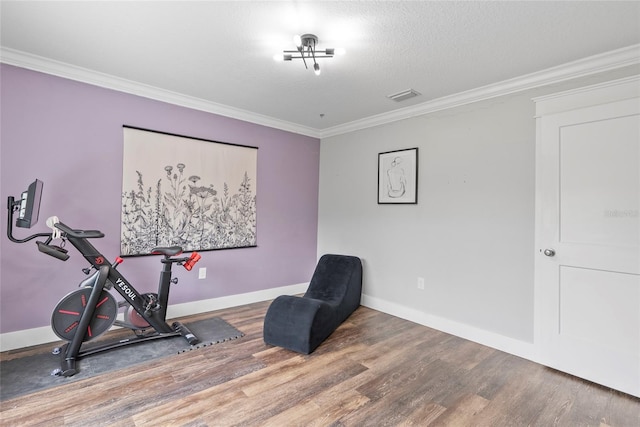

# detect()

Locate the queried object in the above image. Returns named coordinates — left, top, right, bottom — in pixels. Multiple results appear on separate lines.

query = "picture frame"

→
left=378, top=147, right=418, bottom=204
left=121, top=126, right=258, bottom=256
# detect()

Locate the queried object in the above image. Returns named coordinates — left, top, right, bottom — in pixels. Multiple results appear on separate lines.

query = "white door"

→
left=535, top=78, right=640, bottom=398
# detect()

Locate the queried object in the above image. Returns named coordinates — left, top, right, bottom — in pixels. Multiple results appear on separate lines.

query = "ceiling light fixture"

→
left=274, top=34, right=337, bottom=76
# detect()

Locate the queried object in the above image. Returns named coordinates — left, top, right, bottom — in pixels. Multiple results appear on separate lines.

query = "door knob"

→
left=543, top=248, right=556, bottom=257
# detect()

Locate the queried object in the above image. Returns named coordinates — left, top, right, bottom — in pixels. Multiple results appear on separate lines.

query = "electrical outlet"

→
left=417, top=277, right=425, bottom=290
left=198, top=267, right=206, bottom=279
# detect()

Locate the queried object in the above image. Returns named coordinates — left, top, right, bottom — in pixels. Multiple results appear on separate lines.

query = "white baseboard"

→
left=0, top=326, right=59, bottom=353
left=1, top=285, right=536, bottom=363
left=0, top=282, right=309, bottom=352
left=361, top=294, right=536, bottom=362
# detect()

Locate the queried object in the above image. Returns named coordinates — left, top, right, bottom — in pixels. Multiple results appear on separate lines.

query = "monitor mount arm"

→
left=6, top=196, right=50, bottom=244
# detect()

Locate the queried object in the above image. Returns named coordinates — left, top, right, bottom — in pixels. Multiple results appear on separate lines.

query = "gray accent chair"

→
left=263, top=254, right=362, bottom=354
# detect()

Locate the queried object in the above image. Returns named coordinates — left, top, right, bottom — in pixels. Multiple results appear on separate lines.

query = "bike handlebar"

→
left=37, top=240, right=70, bottom=261
left=54, top=222, right=104, bottom=239
left=17, top=216, right=202, bottom=270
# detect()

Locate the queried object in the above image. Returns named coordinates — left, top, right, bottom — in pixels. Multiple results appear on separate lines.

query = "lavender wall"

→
left=0, top=64, right=320, bottom=333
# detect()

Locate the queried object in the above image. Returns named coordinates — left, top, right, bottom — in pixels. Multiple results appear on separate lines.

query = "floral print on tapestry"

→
left=121, top=127, right=257, bottom=256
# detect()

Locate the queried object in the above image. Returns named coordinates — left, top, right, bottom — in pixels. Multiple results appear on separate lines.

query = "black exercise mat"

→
left=0, top=317, right=243, bottom=401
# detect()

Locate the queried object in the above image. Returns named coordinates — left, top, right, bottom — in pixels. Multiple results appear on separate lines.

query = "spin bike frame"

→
left=50, top=223, right=200, bottom=376
left=6, top=197, right=201, bottom=377
left=57, top=222, right=176, bottom=333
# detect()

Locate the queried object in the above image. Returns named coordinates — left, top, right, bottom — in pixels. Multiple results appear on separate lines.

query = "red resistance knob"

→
left=183, top=252, right=201, bottom=271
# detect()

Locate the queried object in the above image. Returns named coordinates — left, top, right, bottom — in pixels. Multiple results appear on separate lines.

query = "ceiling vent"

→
left=387, top=89, right=421, bottom=102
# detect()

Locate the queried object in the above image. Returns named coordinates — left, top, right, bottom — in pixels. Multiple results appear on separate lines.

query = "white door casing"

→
left=534, top=76, right=640, bottom=398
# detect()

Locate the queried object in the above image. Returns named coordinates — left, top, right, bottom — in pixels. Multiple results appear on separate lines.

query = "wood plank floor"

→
left=1, top=301, right=639, bottom=426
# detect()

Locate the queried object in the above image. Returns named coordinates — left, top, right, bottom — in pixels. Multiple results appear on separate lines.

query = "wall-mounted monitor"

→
left=16, top=179, right=43, bottom=229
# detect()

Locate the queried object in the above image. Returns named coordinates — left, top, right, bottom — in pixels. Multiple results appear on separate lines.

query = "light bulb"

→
left=293, top=34, right=302, bottom=48
left=273, top=53, right=284, bottom=62
left=314, top=63, right=321, bottom=76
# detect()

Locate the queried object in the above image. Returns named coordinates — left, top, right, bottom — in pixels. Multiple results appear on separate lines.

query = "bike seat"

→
left=151, top=246, right=183, bottom=257
left=54, top=222, right=104, bottom=239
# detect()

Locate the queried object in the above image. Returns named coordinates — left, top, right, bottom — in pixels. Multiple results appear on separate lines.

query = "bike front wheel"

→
left=51, top=287, right=117, bottom=341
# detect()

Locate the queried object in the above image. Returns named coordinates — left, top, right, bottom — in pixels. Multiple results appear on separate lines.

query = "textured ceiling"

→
left=1, top=1, right=639, bottom=135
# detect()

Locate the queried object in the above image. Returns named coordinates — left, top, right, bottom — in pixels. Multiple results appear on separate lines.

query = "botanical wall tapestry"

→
left=121, top=126, right=258, bottom=256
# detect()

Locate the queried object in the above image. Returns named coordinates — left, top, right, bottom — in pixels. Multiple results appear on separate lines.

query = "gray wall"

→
left=319, top=92, right=538, bottom=342
left=318, top=66, right=640, bottom=346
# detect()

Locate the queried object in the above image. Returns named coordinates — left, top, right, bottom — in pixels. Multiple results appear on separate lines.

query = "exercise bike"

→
left=7, top=179, right=202, bottom=377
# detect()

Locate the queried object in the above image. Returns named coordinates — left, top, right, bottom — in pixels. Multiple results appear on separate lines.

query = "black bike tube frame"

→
left=64, top=234, right=173, bottom=334
left=59, top=265, right=110, bottom=376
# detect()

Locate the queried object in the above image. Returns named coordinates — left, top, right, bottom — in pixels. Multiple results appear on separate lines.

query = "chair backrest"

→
left=304, top=254, right=362, bottom=305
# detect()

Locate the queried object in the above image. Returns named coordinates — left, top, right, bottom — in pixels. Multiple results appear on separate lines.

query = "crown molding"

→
left=2, top=44, right=639, bottom=140
left=0, top=47, right=322, bottom=139
left=320, top=44, right=640, bottom=138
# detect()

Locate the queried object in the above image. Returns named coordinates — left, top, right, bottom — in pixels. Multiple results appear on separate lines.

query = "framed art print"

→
left=378, top=147, right=418, bottom=204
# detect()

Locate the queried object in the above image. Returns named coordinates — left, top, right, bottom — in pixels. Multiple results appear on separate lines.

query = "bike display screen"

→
left=16, top=179, right=43, bottom=229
